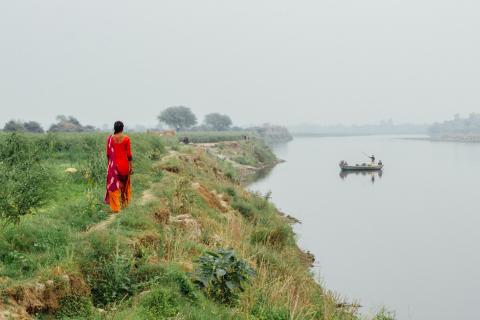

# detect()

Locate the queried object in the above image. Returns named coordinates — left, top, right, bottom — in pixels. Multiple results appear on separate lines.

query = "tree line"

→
left=157, top=106, right=233, bottom=131
left=2, top=115, right=96, bottom=133
left=2, top=107, right=235, bottom=133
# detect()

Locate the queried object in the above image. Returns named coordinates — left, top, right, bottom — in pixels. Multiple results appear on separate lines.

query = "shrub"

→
left=140, top=287, right=180, bottom=318
left=193, top=249, right=255, bottom=304
left=167, top=268, right=197, bottom=300
left=55, top=295, right=95, bottom=319
left=82, top=236, right=136, bottom=307
left=87, top=253, right=135, bottom=307
left=0, top=133, right=53, bottom=223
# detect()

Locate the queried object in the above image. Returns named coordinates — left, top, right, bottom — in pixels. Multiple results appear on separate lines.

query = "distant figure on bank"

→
left=105, top=121, right=133, bottom=213
left=369, top=155, right=375, bottom=164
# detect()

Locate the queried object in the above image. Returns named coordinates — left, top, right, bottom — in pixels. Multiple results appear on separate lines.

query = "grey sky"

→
left=1, top=0, right=479, bottom=129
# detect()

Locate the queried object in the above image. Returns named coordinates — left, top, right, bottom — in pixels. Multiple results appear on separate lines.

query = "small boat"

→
left=339, top=160, right=383, bottom=171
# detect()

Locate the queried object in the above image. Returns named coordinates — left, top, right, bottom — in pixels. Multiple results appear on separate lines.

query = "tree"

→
left=204, top=113, right=232, bottom=131
left=24, top=121, right=44, bottom=133
left=49, top=115, right=96, bottom=132
left=158, top=106, right=197, bottom=131
left=3, top=120, right=25, bottom=132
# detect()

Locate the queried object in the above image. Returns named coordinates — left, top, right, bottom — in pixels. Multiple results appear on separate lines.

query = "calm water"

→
left=250, top=136, right=480, bottom=320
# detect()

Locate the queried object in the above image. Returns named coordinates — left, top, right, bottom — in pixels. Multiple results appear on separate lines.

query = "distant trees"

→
left=24, top=121, right=44, bottom=133
left=430, top=113, right=480, bottom=136
left=3, top=120, right=25, bottom=132
left=48, top=115, right=96, bottom=132
left=158, top=106, right=197, bottom=131
left=204, top=113, right=232, bottom=131
left=3, top=120, right=44, bottom=133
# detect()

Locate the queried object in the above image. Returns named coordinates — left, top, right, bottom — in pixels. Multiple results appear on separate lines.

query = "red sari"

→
left=105, top=134, right=132, bottom=213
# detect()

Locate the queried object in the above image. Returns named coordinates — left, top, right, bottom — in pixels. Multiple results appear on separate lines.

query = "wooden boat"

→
left=339, top=160, right=383, bottom=171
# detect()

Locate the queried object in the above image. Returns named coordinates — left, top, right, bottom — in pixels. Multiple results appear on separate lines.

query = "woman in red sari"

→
left=105, top=121, right=133, bottom=213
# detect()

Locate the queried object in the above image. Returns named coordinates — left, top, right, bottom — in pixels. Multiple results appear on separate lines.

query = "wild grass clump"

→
left=251, top=224, right=295, bottom=249
left=193, top=249, right=255, bottom=305
left=232, top=197, right=257, bottom=220
left=167, top=177, right=195, bottom=215
left=251, top=295, right=290, bottom=320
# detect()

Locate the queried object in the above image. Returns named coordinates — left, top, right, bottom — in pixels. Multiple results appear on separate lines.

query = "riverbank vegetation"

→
left=0, top=132, right=392, bottom=319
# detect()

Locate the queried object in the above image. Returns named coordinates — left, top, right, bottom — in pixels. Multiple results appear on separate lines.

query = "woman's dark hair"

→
left=114, top=121, right=124, bottom=134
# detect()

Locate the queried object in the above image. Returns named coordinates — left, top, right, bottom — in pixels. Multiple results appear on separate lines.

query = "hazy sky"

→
left=1, top=0, right=479, bottom=129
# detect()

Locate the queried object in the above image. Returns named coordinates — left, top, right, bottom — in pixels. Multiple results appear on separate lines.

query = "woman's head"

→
left=114, top=121, right=124, bottom=134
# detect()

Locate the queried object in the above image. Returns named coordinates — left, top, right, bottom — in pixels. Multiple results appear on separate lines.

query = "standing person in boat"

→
left=105, top=121, right=133, bottom=213
left=369, top=155, right=376, bottom=164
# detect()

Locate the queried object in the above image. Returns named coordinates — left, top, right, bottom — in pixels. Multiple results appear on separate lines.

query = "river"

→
left=249, top=135, right=480, bottom=320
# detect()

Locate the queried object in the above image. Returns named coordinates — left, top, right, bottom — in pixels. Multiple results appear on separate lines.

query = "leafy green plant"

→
left=192, top=249, right=255, bottom=304
left=0, top=133, right=53, bottom=223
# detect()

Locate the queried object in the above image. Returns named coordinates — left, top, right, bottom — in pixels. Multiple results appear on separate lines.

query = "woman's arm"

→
left=126, top=136, right=133, bottom=174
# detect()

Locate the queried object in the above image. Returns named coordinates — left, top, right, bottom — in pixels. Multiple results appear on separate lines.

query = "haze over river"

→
left=250, top=135, right=480, bottom=320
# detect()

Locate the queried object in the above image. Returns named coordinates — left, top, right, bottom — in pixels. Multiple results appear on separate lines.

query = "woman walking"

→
left=105, top=121, right=133, bottom=213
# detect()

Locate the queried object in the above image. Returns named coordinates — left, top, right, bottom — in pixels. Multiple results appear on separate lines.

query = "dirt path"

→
left=86, top=214, right=118, bottom=234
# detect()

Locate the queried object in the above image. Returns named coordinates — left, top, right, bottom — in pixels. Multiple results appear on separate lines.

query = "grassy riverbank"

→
left=0, top=132, right=391, bottom=319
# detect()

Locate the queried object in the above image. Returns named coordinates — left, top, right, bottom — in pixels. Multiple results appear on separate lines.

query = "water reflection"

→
left=339, top=170, right=383, bottom=183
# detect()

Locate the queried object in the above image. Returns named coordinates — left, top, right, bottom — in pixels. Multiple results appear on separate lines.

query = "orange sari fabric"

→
left=108, top=175, right=131, bottom=213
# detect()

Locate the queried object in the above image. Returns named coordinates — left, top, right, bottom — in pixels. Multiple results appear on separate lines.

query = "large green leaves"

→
left=193, top=248, right=255, bottom=304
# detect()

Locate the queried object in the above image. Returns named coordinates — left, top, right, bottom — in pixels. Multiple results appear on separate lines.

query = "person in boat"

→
left=369, top=155, right=375, bottom=164
left=105, top=121, right=133, bottom=213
